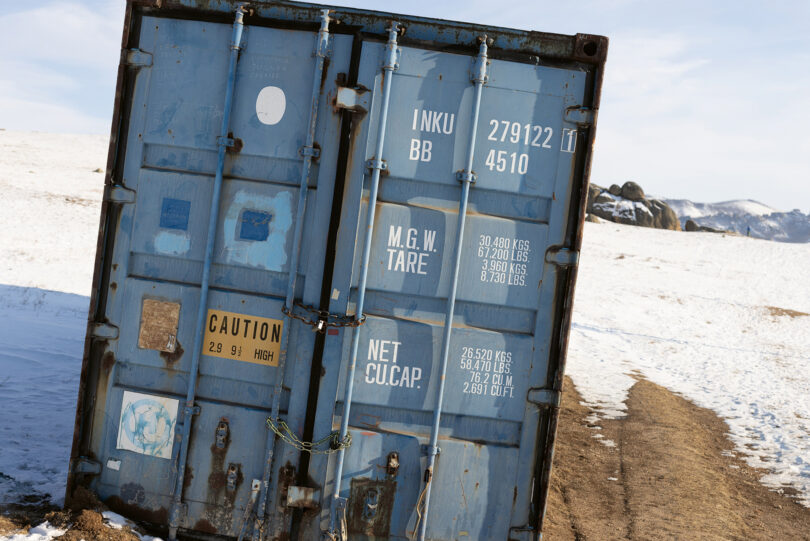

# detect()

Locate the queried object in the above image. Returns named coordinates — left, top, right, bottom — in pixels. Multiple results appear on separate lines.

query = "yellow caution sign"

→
left=203, top=309, right=283, bottom=366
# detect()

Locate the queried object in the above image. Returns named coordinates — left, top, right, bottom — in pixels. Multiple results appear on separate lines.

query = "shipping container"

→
left=67, top=1, right=607, bottom=540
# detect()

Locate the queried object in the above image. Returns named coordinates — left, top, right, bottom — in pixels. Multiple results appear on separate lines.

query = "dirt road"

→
left=544, top=377, right=810, bottom=540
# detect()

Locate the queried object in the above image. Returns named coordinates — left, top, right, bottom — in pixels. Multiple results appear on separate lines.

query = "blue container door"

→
left=85, top=15, right=352, bottom=537
left=306, top=37, right=588, bottom=540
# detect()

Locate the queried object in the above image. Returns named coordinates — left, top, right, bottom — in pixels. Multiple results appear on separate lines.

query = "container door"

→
left=306, top=38, right=588, bottom=540
left=80, top=15, right=351, bottom=537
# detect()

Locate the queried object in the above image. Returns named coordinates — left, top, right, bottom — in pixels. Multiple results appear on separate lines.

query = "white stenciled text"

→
left=364, top=338, right=423, bottom=389
left=460, top=346, right=514, bottom=398
left=477, top=234, right=530, bottom=286
left=409, top=108, right=456, bottom=163
left=386, top=225, right=438, bottom=275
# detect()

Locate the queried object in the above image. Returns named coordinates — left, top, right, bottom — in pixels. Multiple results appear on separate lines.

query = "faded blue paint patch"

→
left=239, top=209, right=273, bottom=241
left=155, top=230, right=191, bottom=256
left=159, top=198, right=191, bottom=230
left=222, top=190, right=293, bottom=271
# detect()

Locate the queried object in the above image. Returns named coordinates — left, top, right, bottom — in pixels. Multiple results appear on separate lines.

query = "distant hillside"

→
left=664, top=199, right=810, bottom=243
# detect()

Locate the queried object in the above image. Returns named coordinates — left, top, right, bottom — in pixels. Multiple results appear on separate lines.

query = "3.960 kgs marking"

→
left=478, top=235, right=530, bottom=286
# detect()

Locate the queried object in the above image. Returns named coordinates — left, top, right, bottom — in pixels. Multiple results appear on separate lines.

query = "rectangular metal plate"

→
left=138, top=299, right=180, bottom=353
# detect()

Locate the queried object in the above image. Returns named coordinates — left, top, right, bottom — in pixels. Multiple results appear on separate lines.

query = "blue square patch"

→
left=239, top=209, right=272, bottom=241
left=159, top=198, right=191, bottom=231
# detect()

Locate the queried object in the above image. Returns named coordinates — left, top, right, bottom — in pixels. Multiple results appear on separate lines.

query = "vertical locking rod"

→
left=167, top=5, right=247, bottom=540
left=326, top=22, right=400, bottom=539
left=252, top=10, right=332, bottom=541
left=417, top=37, right=489, bottom=541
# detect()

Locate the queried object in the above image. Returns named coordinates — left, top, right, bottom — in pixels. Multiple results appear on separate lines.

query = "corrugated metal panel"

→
left=68, top=2, right=606, bottom=540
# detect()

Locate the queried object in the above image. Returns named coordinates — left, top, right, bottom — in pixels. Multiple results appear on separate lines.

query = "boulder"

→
left=594, top=192, right=616, bottom=205
left=588, top=182, right=681, bottom=231
left=586, top=184, right=602, bottom=212
left=684, top=219, right=724, bottom=233
left=585, top=213, right=601, bottom=223
left=621, top=181, right=645, bottom=202
left=648, top=199, right=681, bottom=231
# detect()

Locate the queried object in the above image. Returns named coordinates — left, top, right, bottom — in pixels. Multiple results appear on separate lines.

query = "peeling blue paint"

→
left=222, top=190, right=293, bottom=271
left=155, top=230, right=191, bottom=255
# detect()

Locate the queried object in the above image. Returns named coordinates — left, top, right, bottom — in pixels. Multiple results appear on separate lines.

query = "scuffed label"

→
left=203, top=309, right=283, bottom=366
left=117, top=391, right=178, bottom=459
left=138, top=299, right=180, bottom=352
left=159, top=198, right=190, bottom=230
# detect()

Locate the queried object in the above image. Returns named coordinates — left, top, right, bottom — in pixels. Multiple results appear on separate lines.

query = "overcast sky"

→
left=1, top=1, right=808, bottom=211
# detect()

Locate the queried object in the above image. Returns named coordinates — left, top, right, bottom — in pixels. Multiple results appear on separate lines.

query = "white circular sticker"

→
left=256, top=86, right=286, bottom=125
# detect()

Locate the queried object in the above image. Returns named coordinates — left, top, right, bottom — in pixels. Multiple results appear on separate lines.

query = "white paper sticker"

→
left=106, top=459, right=121, bottom=471
left=256, top=86, right=286, bottom=125
left=117, top=391, right=178, bottom=459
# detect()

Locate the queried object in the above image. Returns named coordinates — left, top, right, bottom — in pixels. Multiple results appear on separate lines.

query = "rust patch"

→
left=347, top=477, right=396, bottom=537
left=159, top=341, right=184, bottom=367
left=183, top=465, right=194, bottom=490
left=193, top=518, right=217, bottom=534
left=319, top=57, right=330, bottom=94
left=102, top=351, right=115, bottom=373
left=277, top=463, right=296, bottom=510
left=226, top=131, right=243, bottom=153
left=138, top=299, right=180, bottom=353
left=208, top=471, right=226, bottom=492
left=207, top=417, right=232, bottom=500
left=110, top=282, right=117, bottom=291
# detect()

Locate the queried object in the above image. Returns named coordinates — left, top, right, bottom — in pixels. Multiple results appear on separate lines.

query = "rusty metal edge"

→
left=534, top=35, right=610, bottom=536
left=65, top=0, right=137, bottom=507
left=152, top=0, right=606, bottom=63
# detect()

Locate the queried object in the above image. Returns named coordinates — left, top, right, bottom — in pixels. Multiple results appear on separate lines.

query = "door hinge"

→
left=91, top=322, right=119, bottom=340
left=287, top=486, right=320, bottom=509
left=565, top=106, right=595, bottom=126
left=72, top=457, right=102, bottom=475
left=509, top=527, right=538, bottom=541
left=545, top=247, right=579, bottom=267
left=527, top=388, right=561, bottom=408
left=125, top=48, right=153, bottom=68
left=335, top=85, right=371, bottom=114
left=106, top=185, right=136, bottom=204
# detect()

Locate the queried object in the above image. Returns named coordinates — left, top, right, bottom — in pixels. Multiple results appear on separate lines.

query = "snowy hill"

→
left=0, top=131, right=809, bottom=518
left=665, top=198, right=810, bottom=243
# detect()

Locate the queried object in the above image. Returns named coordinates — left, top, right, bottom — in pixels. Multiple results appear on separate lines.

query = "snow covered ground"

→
left=0, top=286, right=87, bottom=508
left=567, top=222, right=810, bottom=506
left=0, top=130, right=106, bottom=296
left=0, top=130, right=808, bottom=539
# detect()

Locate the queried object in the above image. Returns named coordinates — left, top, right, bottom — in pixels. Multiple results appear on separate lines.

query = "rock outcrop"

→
left=684, top=219, right=725, bottom=233
left=586, top=181, right=681, bottom=231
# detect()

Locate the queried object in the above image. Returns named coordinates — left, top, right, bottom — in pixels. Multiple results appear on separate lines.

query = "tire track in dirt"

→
left=544, top=377, right=810, bottom=540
